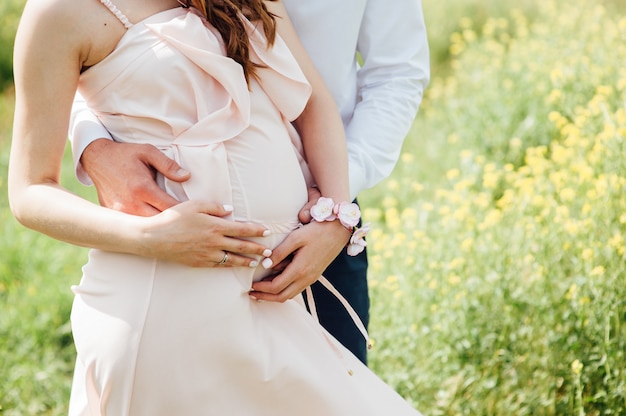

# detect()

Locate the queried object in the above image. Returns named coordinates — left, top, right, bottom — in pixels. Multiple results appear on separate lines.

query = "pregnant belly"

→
left=225, top=127, right=308, bottom=222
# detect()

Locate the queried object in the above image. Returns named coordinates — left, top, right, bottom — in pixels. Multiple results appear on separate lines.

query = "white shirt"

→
left=70, top=0, right=430, bottom=199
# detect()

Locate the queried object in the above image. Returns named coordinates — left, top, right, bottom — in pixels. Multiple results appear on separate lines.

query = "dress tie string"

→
left=305, top=276, right=372, bottom=375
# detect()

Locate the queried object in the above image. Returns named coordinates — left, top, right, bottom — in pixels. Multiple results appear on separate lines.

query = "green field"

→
left=2, top=0, right=626, bottom=414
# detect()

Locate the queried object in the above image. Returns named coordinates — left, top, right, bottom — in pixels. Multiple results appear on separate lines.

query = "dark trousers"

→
left=308, top=231, right=370, bottom=364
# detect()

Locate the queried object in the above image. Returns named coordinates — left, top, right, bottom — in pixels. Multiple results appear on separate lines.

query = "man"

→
left=70, top=0, right=429, bottom=364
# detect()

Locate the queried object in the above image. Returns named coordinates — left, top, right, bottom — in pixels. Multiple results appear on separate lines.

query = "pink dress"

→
left=69, top=4, right=421, bottom=415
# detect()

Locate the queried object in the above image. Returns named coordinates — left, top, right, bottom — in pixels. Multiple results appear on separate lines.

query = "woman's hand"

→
left=136, top=200, right=272, bottom=268
left=249, top=220, right=351, bottom=302
left=297, top=186, right=322, bottom=224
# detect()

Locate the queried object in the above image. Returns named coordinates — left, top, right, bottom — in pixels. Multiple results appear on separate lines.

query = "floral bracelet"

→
left=309, top=197, right=370, bottom=256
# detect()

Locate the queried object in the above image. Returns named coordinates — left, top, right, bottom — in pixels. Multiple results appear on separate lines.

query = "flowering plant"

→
left=310, top=197, right=370, bottom=256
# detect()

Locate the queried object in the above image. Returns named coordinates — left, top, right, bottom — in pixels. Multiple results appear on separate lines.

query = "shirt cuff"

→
left=70, top=115, right=113, bottom=186
left=348, top=157, right=368, bottom=201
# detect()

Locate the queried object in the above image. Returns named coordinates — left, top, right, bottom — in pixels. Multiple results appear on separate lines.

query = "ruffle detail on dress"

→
left=145, top=10, right=251, bottom=147
left=242, top=18, right=312, bottom=122
left=143, top=9, right=313, bottom=201
left=141, top=10, right=243, bottom=204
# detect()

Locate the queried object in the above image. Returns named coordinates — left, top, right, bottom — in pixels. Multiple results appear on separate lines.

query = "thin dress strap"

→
left=99, top=0, right=133, bottom=29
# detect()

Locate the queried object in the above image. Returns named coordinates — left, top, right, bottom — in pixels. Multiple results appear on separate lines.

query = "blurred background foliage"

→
left=0, top=0, right=25, bottom=89
left=2, top=0, right=626, bottom=414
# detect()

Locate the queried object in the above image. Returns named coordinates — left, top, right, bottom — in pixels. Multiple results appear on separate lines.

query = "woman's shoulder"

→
left=18, top=0, right=109, bottom=48
left=16, top=0, right=129, bottom=71
left=21, top=0, right=103, bottom=29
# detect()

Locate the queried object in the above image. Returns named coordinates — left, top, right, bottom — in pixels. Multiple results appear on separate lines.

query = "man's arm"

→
left=69, top=93, right=191, bottom=215
left=346, top=0, right=430, bottom=199
left=69, top=92, right=114, bottom=185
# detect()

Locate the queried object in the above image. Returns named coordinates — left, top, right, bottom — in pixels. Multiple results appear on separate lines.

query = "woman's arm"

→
left=9, top=0, right=131, bottom=250
left=9, top=0, right=271, bottom=268
left=251, top=1, right=354, bottom=301
left=265, top=0, right=351, bottom=204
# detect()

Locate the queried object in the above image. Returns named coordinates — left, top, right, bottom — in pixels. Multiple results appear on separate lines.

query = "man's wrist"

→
left=81, top=137, right=113, bottom=160
left=309, top=197, right=370, bottom=256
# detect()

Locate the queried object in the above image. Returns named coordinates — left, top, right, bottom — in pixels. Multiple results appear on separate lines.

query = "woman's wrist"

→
left=309, top=197, right=370, bottom=256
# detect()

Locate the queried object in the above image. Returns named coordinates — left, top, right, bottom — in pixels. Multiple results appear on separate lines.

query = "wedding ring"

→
left=218, top=252, right=229, bottom=265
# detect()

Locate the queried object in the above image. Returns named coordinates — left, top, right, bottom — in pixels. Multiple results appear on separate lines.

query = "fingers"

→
left=250, top=270, right=320, bottom=303
left=215, top=251, right=230, bottom=266
left=140, top=199, right=276, bottom=268
left=191, top=200, right=234, bottom=217
left=257, top=230, right=300, bottom=271
left=191, top=200, right=272, bottom=239
left=229, top=238, right=273, bottom=257
left=218, top=237, right=272, bottom=263
left=185, top=201, right=279, bottom=263
left=171, top=200, right=274, bottom=264
left=250, top=263, right=314, bottom=302
left=298, top=187, right=321, bottom=224
left=250, top=234, right=306, bottom=302
left=132, top=144, right=190, bottom=213
left=81, top=140, right=185, bottom=216
left=214, top=250, right=262, bottom=269
left=248, top=221, right=349, bottom=302
left=141, top=144, right=190, bottom=183
left=127, top=177, right=182, bottom=214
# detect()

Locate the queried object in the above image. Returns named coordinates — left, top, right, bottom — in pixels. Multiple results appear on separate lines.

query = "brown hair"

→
left=186, top=0, right=277, bottom=82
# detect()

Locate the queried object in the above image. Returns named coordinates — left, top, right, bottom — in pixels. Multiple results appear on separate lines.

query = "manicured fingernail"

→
left=249, top=293, right=263, bottom=303
left=262, top=258, right=273, bottom=269
left=249, top=260, right=259, bottom=268
left=223, top=204, right=233, bottom=212
left=262, top=229, right=271, bottom=237
left=262, top=249, right=272, bottom=257
left=176, top=168, right=189, bottom=176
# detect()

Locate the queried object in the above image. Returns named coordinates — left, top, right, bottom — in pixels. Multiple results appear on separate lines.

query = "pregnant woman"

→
left=9, top=0, right=421, bottom=414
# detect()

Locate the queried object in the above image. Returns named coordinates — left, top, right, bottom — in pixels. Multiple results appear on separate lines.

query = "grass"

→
left=2, top=0, right=626, bottom=414
left=0, top=88, right=94, bottom=415
left=0, top=0, right=24, bottom=89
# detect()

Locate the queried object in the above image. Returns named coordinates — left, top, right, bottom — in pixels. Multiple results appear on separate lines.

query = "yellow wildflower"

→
left=581, top=248, right=594, bottom=262
left=386, top=179, right=399, bottom=191
left=460, top=238, right=474, bottom=252
left=412, top=182, right=424, bottom=193
left=565, top=283, right=578, bottom=300
left=571, top=359, right=583, bottom=375
left=401, top=153, right=414, bottom=164
left=446, top=168, right=460, bottom=181
left=422, top=202, right=434, bottom=212
left=559, top=188, right=575, bottom=202
left=590, top=266, right=605, bottom=277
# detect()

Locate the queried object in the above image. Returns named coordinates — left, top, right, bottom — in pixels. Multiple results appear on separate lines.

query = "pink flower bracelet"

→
left=310, top=197, right=370, bottom=256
